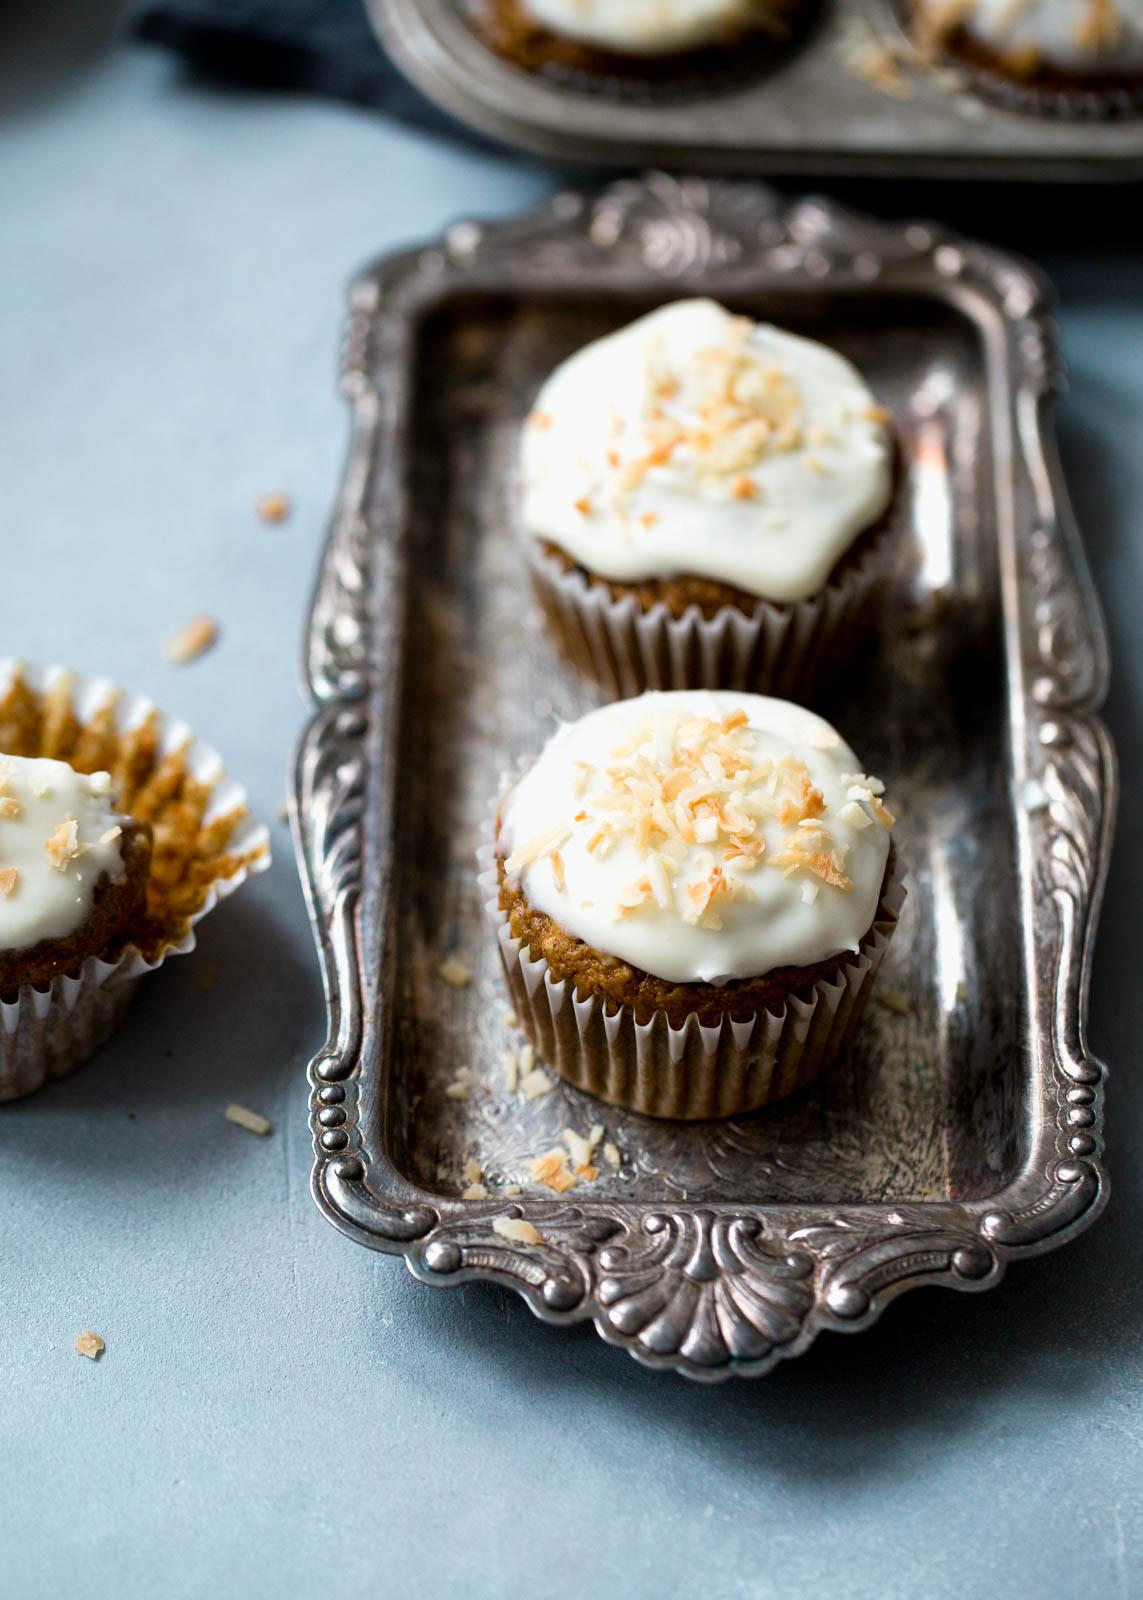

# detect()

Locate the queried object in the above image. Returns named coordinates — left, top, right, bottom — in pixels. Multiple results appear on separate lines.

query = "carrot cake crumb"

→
left=74, top=1330, right=105, bottom=1361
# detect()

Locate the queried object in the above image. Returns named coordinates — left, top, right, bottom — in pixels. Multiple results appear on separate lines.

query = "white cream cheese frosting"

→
left=917, top=0, right=1143, bottom=74
left=519, top=299, right=893, bottom=605
left=498, top=691, right=893, bottom=984
left=519, top=0, right=784, bottom=55
left=0, top=755, right=128, bottom=954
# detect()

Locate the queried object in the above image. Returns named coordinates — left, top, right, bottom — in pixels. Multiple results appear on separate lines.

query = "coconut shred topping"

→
left=520, top=300, right=893, bottom=604
left=498, top=692, right=893, bottom=984
left=0, top=755, right=127, bottom=954
left=520, top=0, right=787, bottom=55
left=915, top=0, right=1143, bottom=73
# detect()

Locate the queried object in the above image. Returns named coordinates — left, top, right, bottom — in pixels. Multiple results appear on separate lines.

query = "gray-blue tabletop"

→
left=2, top=43, right=1142, bottom=1600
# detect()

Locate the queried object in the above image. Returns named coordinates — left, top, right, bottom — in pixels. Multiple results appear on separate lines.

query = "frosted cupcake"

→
left=521, top=300, right=896, bottom=698
left=483, top=690, right=902, bottom=1119
left=911, top=0, right=1143, bottom=109
left=0, top=661, right=269, bottom=1102
left=476, top=0, right=804, bottom=82
left=0, top=757, right=151, bottom=990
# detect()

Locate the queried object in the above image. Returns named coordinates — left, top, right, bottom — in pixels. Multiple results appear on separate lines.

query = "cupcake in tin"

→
left=475, top=0, right=805, bottom=87
left=482, top=690, right=902, bottom=1119
left=1, top=661, right=269, bottom=1102
left=910, top=0, right=1143, bottom=109
left=520, top=299, right=896, bottom=699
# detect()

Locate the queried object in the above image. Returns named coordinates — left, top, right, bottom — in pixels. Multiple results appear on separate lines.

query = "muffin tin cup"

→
left=526, top=532, right=887, bottom=700
left=478, top=845, right=904, bottom=1121
left=0, top=659, right=271, bottom=1103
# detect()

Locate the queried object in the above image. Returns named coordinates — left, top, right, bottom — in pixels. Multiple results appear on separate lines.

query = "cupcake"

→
left=910, top=0, right=1143, bottom=109
left=520, top=299, right=896, bottom=699
left=0, top=756, right=152, bottom=990
left=1, top=661, right=269, bottom=1102
left=475, top=0, right=803, bottom=84
left=482, top=690, right=902, bottom=1119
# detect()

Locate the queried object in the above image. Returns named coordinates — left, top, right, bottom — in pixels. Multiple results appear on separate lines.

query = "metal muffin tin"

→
left=293, top=174, right=1114, bottom=1380
left=373, top=0, right=1143, bottom=179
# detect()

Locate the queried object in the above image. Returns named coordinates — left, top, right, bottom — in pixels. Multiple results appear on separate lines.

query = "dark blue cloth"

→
left=132, top=0, right=470, bottom=137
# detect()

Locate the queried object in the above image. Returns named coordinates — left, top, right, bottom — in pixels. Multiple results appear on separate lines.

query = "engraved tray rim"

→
left=291, top=174, right=1115, bottom=1381
left=372, top=0, right=1143, bottom=182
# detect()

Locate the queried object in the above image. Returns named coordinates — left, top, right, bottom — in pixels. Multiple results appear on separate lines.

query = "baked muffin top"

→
left=519, top=299, right=893, bottom=604
left=914, top=0, right=1143, bottom=75
left=497, top=691, right=894, bottom=984
left=0, top=754, right=129, bottom=953
left=515, top=0, right=789, bottom=54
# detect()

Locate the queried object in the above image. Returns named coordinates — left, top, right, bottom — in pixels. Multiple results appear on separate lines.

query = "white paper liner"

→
left=526, top=532, right=887, bottom=699
left=1, top=658, right=271, bottom=1103
left=479, top=843, right=904, bottom=1121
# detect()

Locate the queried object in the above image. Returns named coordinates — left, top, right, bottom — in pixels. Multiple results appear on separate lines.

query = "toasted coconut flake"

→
left=167, top=614, right=219, bottom=665
left=529, top=1148, right=577, bottom=1193
left=0, top=797, right=22, bottom=819
left=74, top=1330, right=105, bottom=1361
left=438, top=955, right=472, bottom=989
left=461, top=1183, right=488, bottom=1200
left=520, top=1068, right=553, bottom=1100
left=602, top=1142, right=621, bottom=1168
left=502, top=1008, right=518, bottom=1029
left=445, top=1066, right=477, bottom=1101
left=225, top=1103, right=272, bottom=1136
left=563, top=1124, right=602, bottom=1171
left=44, top=817, right=80, bottom=871
left=518, top=1042, right=535, bottom=1076
left=870, top=796, right=896, bottom=828
left=493, top=1217, right=543, bottom=1246
left=506, top=824, right=572, bottom=876
left=501, top=1049, right=519, bottom=1093
left=503, top=1183, right=522, bottom=1197
left=0, top=867, right=17, bottom=897
left=839, top=800, right=873, bottom=831
left=463, top=1157, right=482, bottom=1184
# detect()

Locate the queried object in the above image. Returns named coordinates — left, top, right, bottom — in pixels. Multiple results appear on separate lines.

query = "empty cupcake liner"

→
left=526, top=533, right=887, bottom=701
left=1, top=659, right=271, bottom=1103
left=479, top=844, right=904, bottom=1120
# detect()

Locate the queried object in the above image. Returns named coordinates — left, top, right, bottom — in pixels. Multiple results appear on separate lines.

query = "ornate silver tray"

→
left=293, top=174, right=1114, bottom=1381
left=373, top=0, right=1143, bottom=181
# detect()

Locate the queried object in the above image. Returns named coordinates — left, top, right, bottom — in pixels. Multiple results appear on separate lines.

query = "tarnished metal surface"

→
left=292, top=175, right=1114, bottom=1379
left=372, top=0, right=1143, bottom=180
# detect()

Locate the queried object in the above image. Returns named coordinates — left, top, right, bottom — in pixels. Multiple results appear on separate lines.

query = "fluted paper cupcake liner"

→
left=479, top=845, right=904, bottom=1120
left=1, top=659, right=270, bottom=1103
left=526, top=534, right=886, bottom=701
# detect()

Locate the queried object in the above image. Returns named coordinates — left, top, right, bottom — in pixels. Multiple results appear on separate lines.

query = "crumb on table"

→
left=74, top=1330, right=105, bottom=1361
left=167, top=615, right=219, bottom=665
left=225, top=1102, right=272, bottom=1136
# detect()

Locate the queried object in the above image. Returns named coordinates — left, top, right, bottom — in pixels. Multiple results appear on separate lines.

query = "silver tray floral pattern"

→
left=292, top=174, right=1114, bottom=1380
